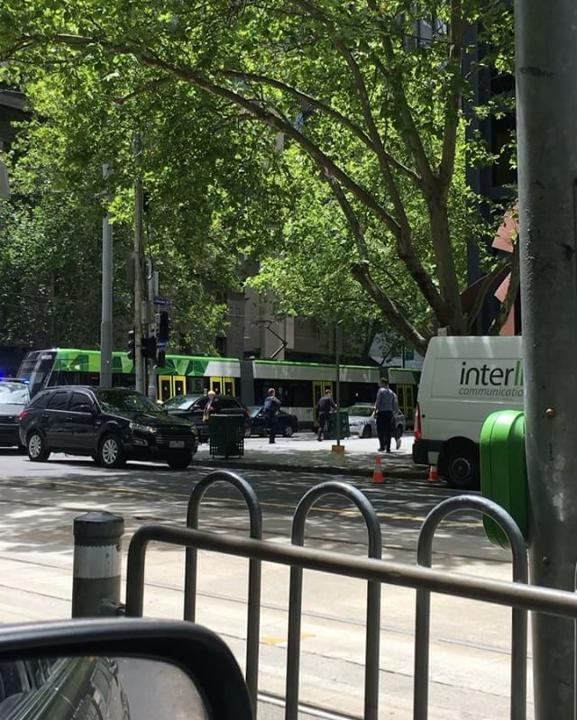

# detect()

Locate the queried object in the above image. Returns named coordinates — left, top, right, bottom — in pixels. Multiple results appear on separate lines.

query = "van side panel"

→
left=416, top=337, right=523, bottom=465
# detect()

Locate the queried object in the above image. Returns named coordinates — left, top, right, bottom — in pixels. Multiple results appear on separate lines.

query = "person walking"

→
left=373, top=378, right=398, bottom=453
left=263, top=387, right=281, bottom=444
left=202, top=390, right=217, bottom=422
left=316, top=388, right=336, bottom=441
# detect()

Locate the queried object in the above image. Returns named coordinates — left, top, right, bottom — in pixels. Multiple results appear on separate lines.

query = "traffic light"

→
left=158, top=311, right=170, bottom=345
left=141, top=336, right=157, bottom=360
left=157, top=349, right=166, bottom=367
left=127, top=329, right=136, bottom=361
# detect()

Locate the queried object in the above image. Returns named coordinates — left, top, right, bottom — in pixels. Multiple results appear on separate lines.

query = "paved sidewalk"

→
left=196, top=432, right=428, bottom=479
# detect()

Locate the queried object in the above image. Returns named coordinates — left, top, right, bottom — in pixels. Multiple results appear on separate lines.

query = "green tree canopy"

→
left=0, top=0, right=515, bottom=354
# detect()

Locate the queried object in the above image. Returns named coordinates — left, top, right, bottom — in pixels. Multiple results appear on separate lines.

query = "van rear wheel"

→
left=443, top=442, right=480, bottom=491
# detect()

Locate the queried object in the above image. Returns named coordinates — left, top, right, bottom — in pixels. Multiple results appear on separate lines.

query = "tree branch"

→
left=351, top=260, right=428, bottom=354
left=26, top=32, right=402, bottom=238
left=221, top=69, right=373, bottom=146
left=439, top=0, right=465, bottom=189
left=112, top=76, right=173, bottom=105
left=326, top=175, right=369, bottom=261
left=220, top=69, right=421, bottom=184
left=362, top=1, right=437, bottom=188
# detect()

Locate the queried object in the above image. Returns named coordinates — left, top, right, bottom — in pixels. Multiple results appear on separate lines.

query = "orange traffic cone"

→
left=372, top=455, right=385, bottom=484
left=427, top=466, right=440, bottom=484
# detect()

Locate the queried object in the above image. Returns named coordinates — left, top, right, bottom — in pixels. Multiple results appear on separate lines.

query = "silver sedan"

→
left=346, top=403, right=405, bottom=447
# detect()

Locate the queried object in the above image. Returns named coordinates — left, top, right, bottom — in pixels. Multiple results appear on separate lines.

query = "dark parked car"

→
left=246, top=406, right=298, bottom=438
left=19, top=386, right=198, bottom=470
left=0, top=380, right=30, bottom=449
left=163, top=394, right=248, bottom=442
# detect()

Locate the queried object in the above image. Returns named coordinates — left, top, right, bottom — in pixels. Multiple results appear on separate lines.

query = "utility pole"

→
left=100, top=164, right=113, bottom=389
left=147, top=269, right=159, bottom=403
left=516, top=3, right=577, bottom=716
left=133, top=134, right=145, bottom=394
left=332, top=322, right=344, bottom=455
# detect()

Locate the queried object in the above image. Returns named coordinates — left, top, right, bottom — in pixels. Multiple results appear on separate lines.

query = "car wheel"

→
left=443, top=441, right=480, bottom=491
left=361, top=425, right=372, bottom=439
left=98, top=434, right=126, bottom=469
left=27, top=431, right=50, bottom=462
left=283, top=425, right=294, bottom=438
left=167, top=451, right=193, bottom=470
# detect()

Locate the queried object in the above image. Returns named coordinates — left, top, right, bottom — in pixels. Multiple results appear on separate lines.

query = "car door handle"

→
left=64, top=416, right=75, bottom=422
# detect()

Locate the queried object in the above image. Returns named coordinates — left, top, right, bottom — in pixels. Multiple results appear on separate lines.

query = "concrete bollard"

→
left=72, top=511, right=124, bottom=618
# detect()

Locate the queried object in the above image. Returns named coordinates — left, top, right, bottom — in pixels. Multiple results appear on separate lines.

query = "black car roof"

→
left=41, top=386, right=136, bottom=392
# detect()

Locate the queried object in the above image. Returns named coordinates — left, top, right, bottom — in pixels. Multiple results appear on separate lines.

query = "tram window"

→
left=293, top=381, right=312, bottom=406
left=160, top=379, right=171, bottom=400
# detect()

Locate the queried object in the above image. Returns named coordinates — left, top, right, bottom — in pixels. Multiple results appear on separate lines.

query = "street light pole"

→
left=133, top=134, right=145, bottom=394
left=335, top=323, right=341, bottom=447
left=332, top=323, right=345, bottom=455
left=100, top=164, right=113, bottom=389
left=516, top=2, right=577, bottom=716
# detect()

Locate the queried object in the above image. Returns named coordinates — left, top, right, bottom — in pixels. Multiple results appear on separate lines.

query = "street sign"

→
left=368, top=332, right=392, bottom=365
left=153, top=296, right=171, bottom=307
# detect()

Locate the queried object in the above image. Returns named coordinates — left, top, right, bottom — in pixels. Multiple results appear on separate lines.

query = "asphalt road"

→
left=0, top=449, right=527, bottom=719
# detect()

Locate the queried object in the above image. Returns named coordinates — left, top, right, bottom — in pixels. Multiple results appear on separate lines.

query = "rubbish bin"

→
left=209, top=414, right=245, bottom=458
left=480, top=410, right=528, bottom=548
left=327, top=410, right=350, bottom=440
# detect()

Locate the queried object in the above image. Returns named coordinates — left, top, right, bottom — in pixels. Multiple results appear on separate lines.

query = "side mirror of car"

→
left=0, top=618, right=253, bottom=720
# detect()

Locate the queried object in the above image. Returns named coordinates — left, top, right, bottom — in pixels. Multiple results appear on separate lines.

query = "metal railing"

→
left=122, top=470, right=577, bottom=719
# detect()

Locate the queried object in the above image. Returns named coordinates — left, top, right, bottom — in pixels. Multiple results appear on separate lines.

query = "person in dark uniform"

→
left=263, top=387, right=281, bottom=444
left=316, top=388, right=336, bottom=441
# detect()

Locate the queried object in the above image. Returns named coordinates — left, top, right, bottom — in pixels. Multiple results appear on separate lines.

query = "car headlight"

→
left=129, top=422, right=157, bottom=434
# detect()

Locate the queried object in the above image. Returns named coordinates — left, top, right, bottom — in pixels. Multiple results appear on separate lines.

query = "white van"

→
left=412, top=336, right=523, bottom=489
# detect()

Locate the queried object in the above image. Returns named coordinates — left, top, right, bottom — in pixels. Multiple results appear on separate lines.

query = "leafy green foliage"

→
left=0, top=0, right=515, bottom=354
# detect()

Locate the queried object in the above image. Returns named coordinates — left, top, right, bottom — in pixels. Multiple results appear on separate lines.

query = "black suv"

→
left=0, top=380, right=30, bottom=448
left=19, top=386, right=198, bottom=470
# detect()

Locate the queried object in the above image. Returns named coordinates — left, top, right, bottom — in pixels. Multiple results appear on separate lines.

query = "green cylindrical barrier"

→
left=480, top=410, right=528, bottom=548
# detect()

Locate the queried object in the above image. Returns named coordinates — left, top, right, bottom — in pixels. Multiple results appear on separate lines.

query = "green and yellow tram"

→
left=18, top=348, right=420, bottom=427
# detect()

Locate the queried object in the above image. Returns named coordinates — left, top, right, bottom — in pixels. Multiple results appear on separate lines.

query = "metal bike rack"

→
left=121, top=471, right=546, bottom=720
left=184, top=470, right=263, bottom=714
left=413, top=495, right=528, bottom=720
left=284, top=481, right=382, bottom=720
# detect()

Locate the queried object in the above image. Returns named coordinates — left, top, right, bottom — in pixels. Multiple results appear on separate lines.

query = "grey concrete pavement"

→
left=196, top=432, right=428, bottom=479
left=0, top=451, right=530, bottom=719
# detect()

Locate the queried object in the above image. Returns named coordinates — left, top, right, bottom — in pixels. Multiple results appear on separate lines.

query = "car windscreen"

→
left=163, top=395, right=199, bottom=410
left=0, top=383, right=29, bottom=405
left=95, top=390, right=163, bottom=415
left=348, top=405, right=373, bottom=417
left=248, top=406, right=263, bottom=417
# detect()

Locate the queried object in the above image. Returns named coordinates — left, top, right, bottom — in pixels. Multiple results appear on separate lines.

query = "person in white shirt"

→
left=373, top=378, right=398, bottom=453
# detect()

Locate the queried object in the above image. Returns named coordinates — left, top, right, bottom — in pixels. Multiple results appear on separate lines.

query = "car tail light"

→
left=19, top=410, right=29, bottom=422
left=414, top=402, right=422, bottom=441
